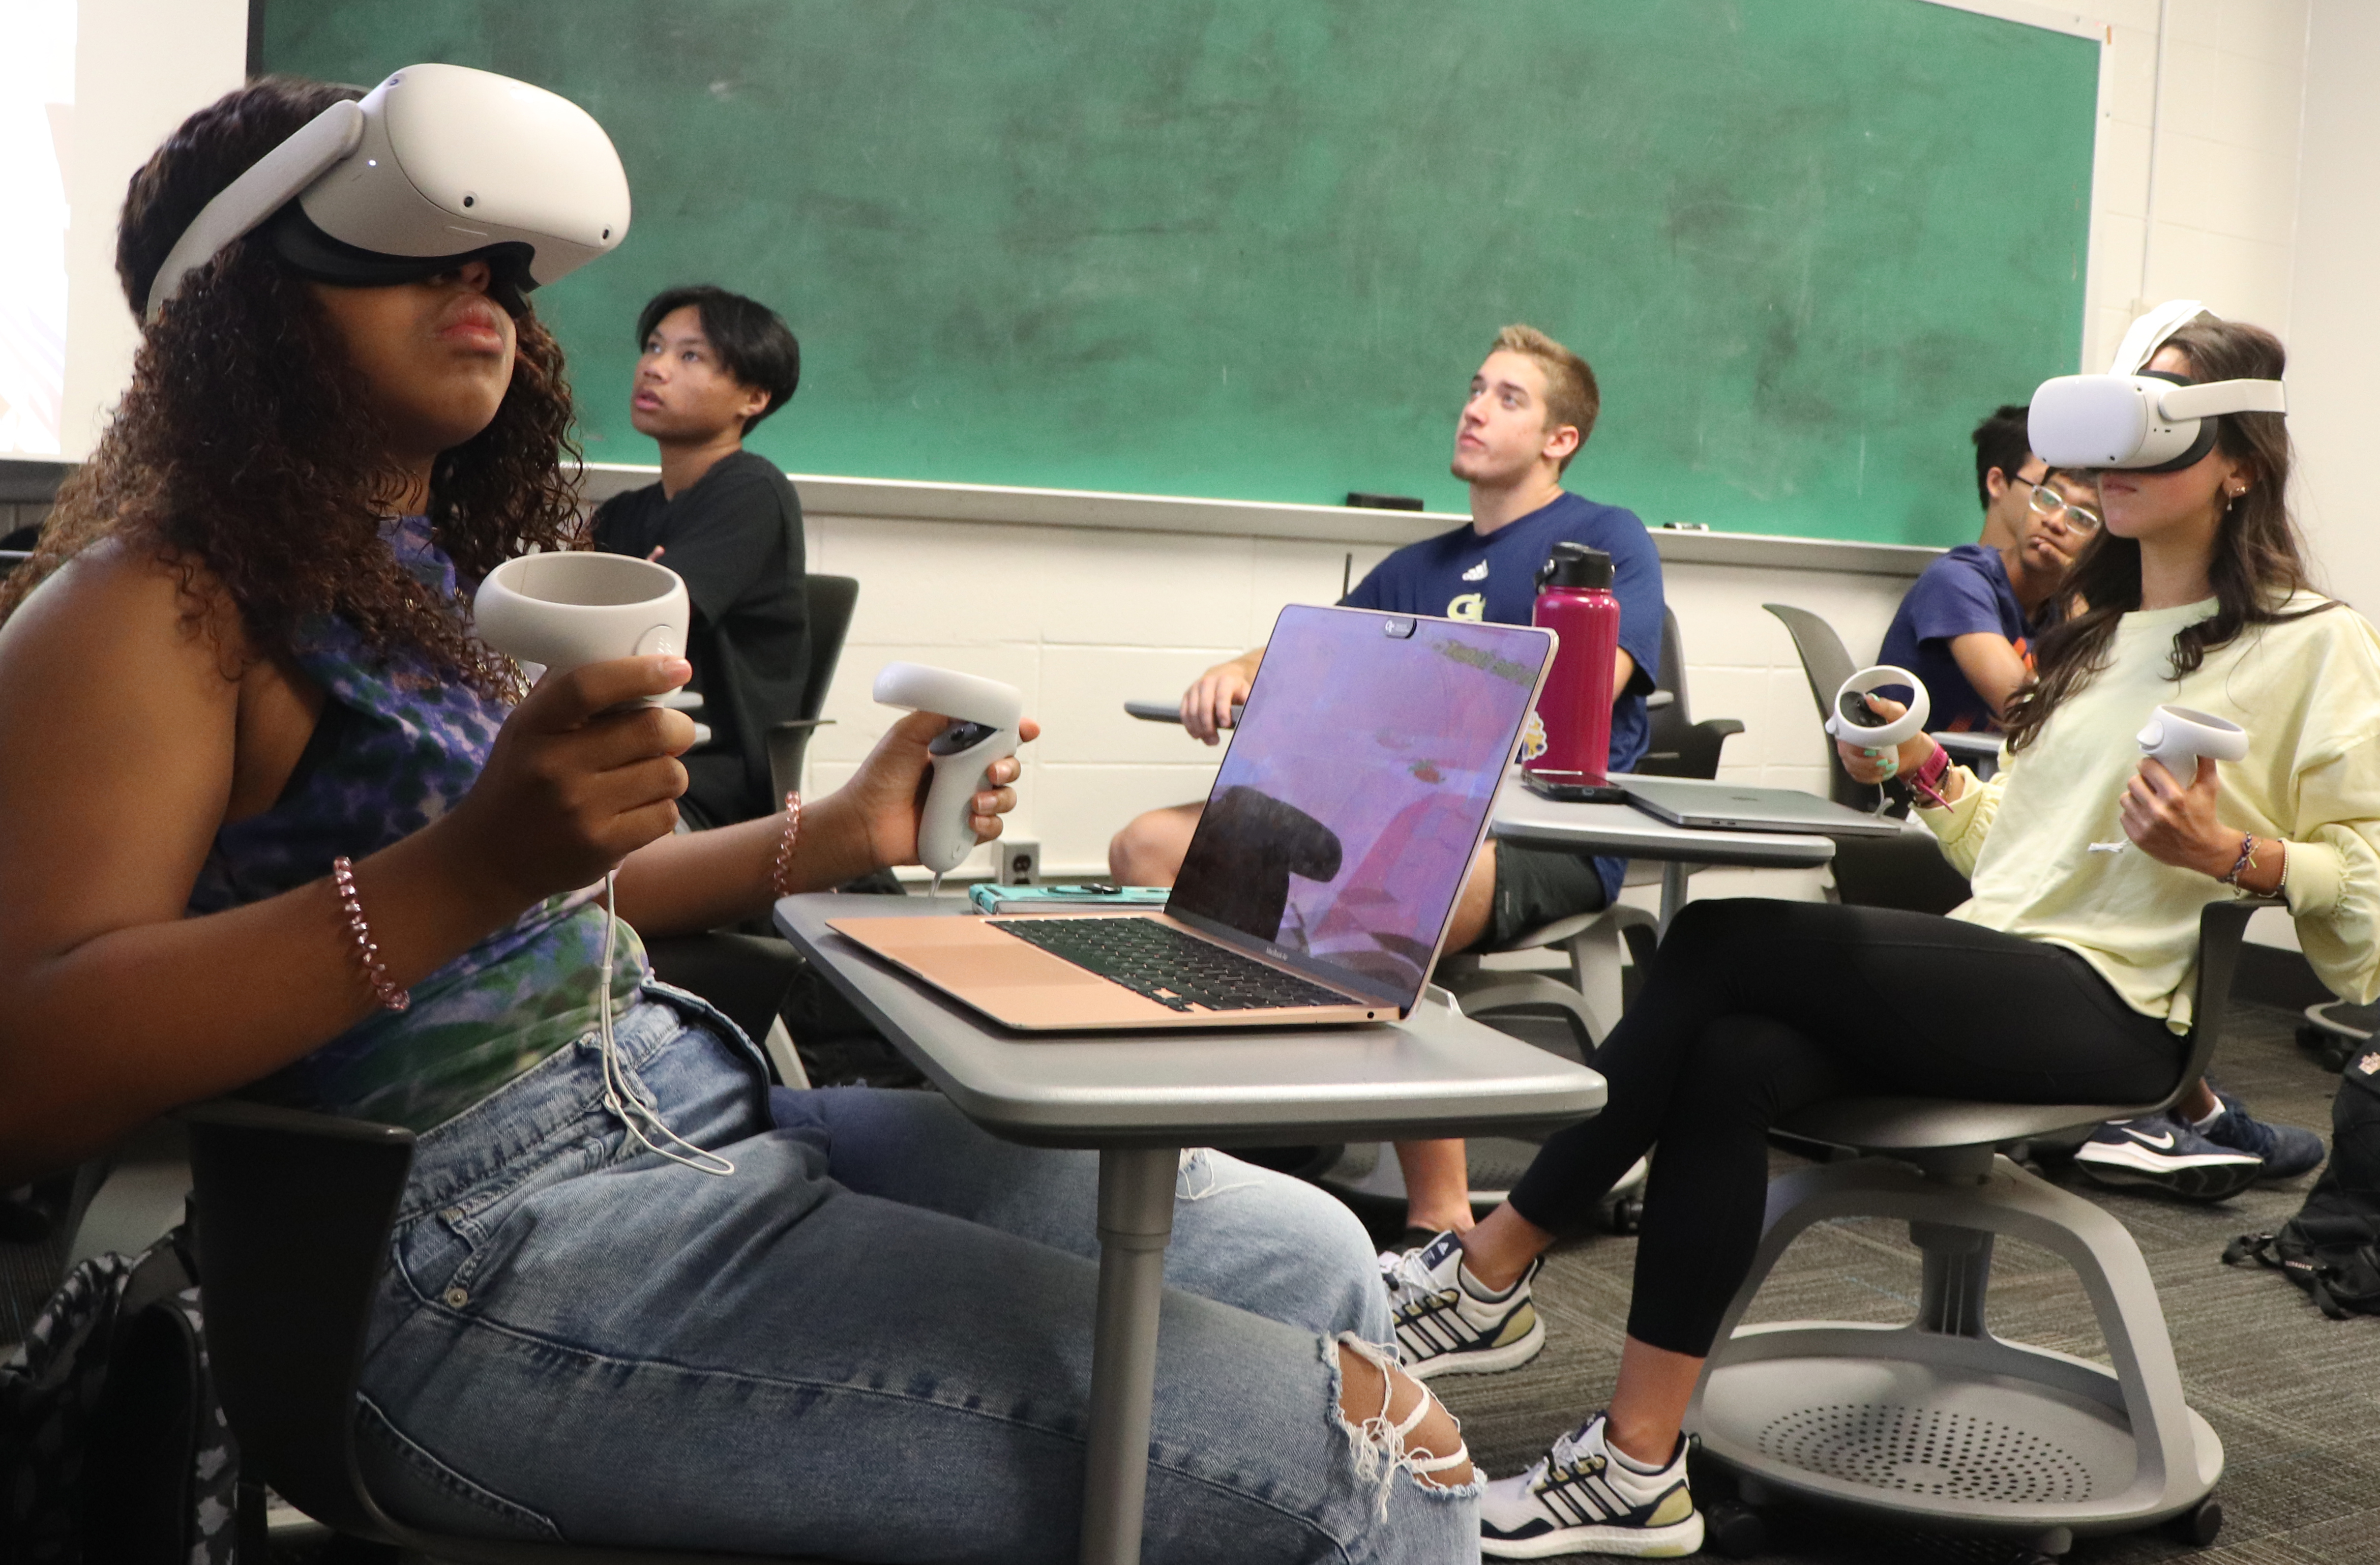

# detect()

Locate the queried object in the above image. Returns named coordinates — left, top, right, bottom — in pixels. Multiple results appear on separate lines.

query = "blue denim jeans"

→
left=354, top=992, right=1478, bottom=1561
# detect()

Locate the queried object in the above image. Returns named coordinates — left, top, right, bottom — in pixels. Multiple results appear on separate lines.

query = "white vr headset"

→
left=145, top=63, right=631, bottom=323
left=2026, top=298, right=2286, bottom=472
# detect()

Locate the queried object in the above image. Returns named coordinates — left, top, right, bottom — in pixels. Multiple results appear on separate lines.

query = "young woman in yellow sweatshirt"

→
left=1382, top=313, right=2380, bottom=1560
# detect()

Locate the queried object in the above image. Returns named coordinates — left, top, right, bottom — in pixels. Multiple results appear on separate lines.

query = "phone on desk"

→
left=965, top=883, right=1173, bottom=915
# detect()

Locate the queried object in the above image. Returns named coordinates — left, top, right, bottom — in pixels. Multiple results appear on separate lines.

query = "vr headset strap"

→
left=2161, top=378, right=2288, bottom=419
left=144, top=99, right=366, bottom=323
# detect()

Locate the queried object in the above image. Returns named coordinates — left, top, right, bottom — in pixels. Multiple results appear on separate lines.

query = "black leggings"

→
left=1506, top=898, right=2186, bottom=1357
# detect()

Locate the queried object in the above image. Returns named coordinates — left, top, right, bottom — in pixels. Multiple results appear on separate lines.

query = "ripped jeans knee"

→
left=1327, top=1332, right=1479, bottom=1515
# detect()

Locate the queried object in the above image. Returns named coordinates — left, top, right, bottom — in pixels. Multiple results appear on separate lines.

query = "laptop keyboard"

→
left=990, top=918, right=1354, bottom=1013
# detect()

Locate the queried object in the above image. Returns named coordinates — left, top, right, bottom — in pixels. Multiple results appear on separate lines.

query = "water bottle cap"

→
left=1537, top=542, right=1614, bottom=590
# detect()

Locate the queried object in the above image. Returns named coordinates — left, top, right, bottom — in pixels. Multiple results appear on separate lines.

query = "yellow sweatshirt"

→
left=1918, top=592, right=2380, bottom=1032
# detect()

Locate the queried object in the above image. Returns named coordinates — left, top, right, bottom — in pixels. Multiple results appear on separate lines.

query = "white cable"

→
left=598, top=869, right=735, bottom=1177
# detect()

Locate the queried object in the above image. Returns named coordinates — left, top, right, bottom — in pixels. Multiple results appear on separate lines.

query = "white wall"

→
left=2282, top=0, right=2380, bottom=612
left=56, top=0, right=248, bottom=461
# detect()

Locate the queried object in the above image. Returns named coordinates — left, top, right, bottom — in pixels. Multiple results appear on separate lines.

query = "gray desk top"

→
left=1492, top=777, right=1840, bottom=867
left=774, top=894, right=1606, bottom=1150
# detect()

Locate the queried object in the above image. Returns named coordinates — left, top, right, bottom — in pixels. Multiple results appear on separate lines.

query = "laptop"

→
left=1619, top=775, right=1903, bottom=838
left=829, top=605, right=1555, bottom=1030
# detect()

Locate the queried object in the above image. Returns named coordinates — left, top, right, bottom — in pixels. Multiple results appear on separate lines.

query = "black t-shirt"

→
left=591, top=451, right=810, bottom=826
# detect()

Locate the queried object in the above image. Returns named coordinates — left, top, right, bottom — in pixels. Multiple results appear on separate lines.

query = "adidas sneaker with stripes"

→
left=1378, top=1231, right=1544, bottom=1378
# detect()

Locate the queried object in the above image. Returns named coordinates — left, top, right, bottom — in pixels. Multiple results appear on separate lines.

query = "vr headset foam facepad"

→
left=2027, top=298, right=2286, bottom=472
left=145, top=64, right=631, bottom=323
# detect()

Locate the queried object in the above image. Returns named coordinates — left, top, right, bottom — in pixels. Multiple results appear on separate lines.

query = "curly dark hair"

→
left=2002, top=315, right=2332, bottom=755
left=0, top=75, right=585, bottom=698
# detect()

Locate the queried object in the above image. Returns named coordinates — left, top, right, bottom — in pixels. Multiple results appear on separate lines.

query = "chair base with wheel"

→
left=1684, top=902, right=2268, bottom=1558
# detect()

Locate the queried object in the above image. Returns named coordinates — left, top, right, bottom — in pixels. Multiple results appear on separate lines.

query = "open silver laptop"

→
left=830, top=605, right=1554, bottom=1030
left=1620, top=775, right=1903, bottom=838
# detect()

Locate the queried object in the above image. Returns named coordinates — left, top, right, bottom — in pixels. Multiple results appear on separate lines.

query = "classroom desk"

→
left=772, top=892, right=1605, bottom=1565
left=1491, top=776, right=1856, bottom=930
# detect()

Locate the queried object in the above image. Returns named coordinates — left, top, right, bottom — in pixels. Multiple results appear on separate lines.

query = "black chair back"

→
left=185, top=1101, right=416, bottom=1542
left=1637, top=607, right=1745, bottom=780
left=800, top=574, right=859, bottom=722
left=767, top=575, right=860, bottom=802
left=1762, top=602, right=1880, bottom=811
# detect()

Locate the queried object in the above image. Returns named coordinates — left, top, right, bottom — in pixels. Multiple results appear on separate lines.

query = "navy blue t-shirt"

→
left=1343, top=491, right=1665, bottom=901
left=1876, top=544, right=2031, bottom=734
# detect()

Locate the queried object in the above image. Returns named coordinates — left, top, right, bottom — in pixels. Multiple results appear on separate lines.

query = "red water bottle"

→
left=1524, top=542, right=1624, bottom=801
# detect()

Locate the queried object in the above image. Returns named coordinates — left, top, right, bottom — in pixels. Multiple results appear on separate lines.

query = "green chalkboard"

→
left=258, top=0, right=2096, bottom=545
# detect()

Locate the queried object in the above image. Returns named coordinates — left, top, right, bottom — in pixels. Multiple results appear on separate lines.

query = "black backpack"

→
left=0, top=1226, right=241, bottom=1563
left=2225, top=1043, right=2380, bottom=1318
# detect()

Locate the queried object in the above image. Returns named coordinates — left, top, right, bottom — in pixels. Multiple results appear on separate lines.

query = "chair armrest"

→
left=768, top=718, right=834, bottom=734
left=1700, top=718, right=1745, bottom=739
left=183, top=1101, right=417, bottom=1545
left=1646, top=691, right=1675, bottom=710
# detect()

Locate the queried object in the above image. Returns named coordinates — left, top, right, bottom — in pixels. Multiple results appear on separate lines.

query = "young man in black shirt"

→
left=592, top=286, right=810, bottom=827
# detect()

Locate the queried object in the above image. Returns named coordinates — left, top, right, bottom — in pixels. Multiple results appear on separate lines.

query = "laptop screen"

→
left=1168, top=606, right=1553, bottom=1010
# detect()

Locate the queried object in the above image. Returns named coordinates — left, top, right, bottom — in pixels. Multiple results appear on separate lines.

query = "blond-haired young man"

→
left=1108, top=326, right=1665, bottom=1250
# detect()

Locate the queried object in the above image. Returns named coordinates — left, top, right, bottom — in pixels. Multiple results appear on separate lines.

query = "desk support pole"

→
left=1081, top=1145, right=1180, bottom=1565
left=1659, top=861, right=1692, bottom=933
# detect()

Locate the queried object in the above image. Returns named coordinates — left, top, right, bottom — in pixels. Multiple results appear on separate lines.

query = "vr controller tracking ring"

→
left=1823, top=665, right=1930, bottom=751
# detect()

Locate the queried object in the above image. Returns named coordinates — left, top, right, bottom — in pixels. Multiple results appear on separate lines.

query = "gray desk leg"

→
left=1081, top=1144, right=1180, bottom=1565
left=1659, top=861, right=1692, bottom=933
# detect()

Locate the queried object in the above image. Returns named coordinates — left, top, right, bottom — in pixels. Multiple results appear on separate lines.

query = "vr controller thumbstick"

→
left=872, top=663, right=1025, bottom=875
left=1823, top=666, right=1930, bottom=751
left=2136, top=704, right=2248, bottom=785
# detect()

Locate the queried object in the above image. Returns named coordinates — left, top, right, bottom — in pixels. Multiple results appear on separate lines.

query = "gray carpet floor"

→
left=1431, top=1000, right=2376, bottom=1564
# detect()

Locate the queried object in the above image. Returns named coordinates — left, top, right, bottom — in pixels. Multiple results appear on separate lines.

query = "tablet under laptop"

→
left=830, top=605, right=1555, bottom=1030
left=1620, top=775, right=1904, bottom=838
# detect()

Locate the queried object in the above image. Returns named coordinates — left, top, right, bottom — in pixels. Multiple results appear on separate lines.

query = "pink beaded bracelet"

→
left=769, top=791, right=803, bottom=899
left=331, top=856, right=410, bottom=1012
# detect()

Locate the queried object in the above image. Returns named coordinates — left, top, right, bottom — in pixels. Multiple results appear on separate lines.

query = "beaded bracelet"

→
left=330, top=856, right=410, bottom=1012
left=769, top=791, right=803, bottom=899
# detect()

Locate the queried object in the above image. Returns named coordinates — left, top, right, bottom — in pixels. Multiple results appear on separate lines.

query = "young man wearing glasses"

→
left=1876, top=403, right=2095, bottom=732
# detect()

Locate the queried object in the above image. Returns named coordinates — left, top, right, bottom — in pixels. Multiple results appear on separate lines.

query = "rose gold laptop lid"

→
left=834, top=606, right=1556, bottom=1030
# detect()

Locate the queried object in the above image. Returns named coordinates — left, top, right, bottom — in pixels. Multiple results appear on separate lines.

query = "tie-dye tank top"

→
left=186, top=516, right=647, bottom=1131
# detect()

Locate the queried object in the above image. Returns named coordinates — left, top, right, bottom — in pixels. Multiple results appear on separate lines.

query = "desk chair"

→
left=1435, top=608, right=1741, bottom=1054
left=765, top=574, right=859, bottom=804
left=1684, top=901, right=2266, bottom=1560
left=1764, top=602, right=1976, bottom=916
left=184, top=1100, right=849, bottom=1564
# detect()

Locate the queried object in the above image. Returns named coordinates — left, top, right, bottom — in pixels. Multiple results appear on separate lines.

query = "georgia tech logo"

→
left=1461, top=559, right=1490, bottom=582
left=1447, top=593, right=1485, bottom=622
left=1521, top=710, right=1549, bottom=761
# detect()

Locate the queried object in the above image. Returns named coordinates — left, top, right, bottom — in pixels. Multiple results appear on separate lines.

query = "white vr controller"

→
left=2138, top=704, right=2247, bottom=785
left=874, top=663, right=1025, bottom=874
left=1824, top=665, right=1930, bottom=750
left=473, top=553, right=706, bottom=740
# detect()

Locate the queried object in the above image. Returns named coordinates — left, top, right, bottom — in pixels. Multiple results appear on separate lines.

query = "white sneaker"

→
left=1378, top=1231, right=1543, bottom=1379
left=1480, top=1412, right=1703, bottom=1559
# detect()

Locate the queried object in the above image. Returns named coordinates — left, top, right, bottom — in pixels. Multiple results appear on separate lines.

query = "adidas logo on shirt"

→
left=1462, top=560, right=1490, bottom=581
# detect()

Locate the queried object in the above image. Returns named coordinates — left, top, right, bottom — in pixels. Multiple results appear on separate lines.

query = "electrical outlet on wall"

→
left=996, top=840, right=1039, bottom=885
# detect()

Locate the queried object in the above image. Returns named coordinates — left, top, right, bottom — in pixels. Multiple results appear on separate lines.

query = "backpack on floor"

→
left=2224, top=1044, right=2380, bottom=1319
left=0, top=1226, right=241, bottom=1563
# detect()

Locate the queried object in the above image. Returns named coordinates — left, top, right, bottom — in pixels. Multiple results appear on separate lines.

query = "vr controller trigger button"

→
left=2137, top=719, right=2165, bottom=749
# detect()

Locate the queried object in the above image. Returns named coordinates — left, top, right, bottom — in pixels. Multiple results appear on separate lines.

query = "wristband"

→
left=1904, top=743, right=1953, bottom=810
left=331, top=856, right=410, bottom=1012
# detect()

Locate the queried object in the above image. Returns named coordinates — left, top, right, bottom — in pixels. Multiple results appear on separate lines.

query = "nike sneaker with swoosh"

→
left=2200, top=1087, right=2328, bottom=1180
left=2074, top=1110, right=2263, bottom=1201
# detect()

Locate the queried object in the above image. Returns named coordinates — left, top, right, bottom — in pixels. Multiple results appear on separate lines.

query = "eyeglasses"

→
left=2017, top=476, right=2102, bottom=535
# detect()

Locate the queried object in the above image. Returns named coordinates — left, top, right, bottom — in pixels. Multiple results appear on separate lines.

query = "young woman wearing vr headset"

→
left=0, top=74, right=1476, bottom=1560
left=1380, top=311, right=2380, bottom=1559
